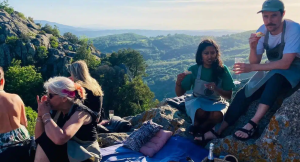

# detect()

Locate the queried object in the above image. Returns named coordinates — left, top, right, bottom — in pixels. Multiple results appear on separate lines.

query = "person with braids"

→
left=175, top=39, right=235, bottom=145
left=34, top=76, right=101, bottom=162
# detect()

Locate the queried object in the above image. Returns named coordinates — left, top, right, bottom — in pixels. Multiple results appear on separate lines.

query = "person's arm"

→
left=175, top=82, right=186, bottom=96
left=34, top=117, right=44, bottom=139
left=251, top=53, right=296, bottom=71
left=249, top=32, right=264, bottom=64
left=235, top=53, right=296, bottom=74
left=249, top=47, right=263, bottom=64
left=204, top=83, right=232, bottom=100
left=215, top=88, right=232, bottom=100
left=43, top=111, right=91, bottom=145
left=35, top=96, right=48, bottom=139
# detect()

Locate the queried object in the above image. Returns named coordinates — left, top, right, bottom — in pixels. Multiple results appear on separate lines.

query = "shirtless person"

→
left=0, top=67, right=30, bottom=154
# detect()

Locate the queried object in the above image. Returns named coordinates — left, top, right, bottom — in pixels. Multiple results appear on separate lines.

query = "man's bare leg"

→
left=34, top=145, right=50, bottom=162
left=234, top=103, right=269, bottom=138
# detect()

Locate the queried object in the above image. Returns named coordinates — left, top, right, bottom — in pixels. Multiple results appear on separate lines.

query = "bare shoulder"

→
left=74, top=110, right=92, bottom=124
left=5, top=93, right=24, bottom=106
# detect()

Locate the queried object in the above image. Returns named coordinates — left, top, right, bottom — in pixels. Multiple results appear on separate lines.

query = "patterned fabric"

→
left=0, top=125, right=30, bottom=153
left=123, top=120, right=163, bottom=152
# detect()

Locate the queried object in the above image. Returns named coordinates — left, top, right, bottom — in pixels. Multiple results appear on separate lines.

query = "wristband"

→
left=42, top=113, right=50, bottom=119
left=43, top=119, right=52, bottom=125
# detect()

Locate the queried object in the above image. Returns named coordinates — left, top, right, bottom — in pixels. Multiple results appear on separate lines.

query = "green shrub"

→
left=38, top=30, right=46, bottom=35
left=25, top=106, right=37, bottom=136
left=63, top=32, right=79, bottom=44
left=28, top=17, right=34, bottom=22
left=5, top=59, right=44, bottom=110
left=50, top=36, right=59, bottom=48
left=52, top=25, right=60, bottom=37
left=0, top=0, right=14, bottom=14
left=68, top=45, right=73, bottom=51
left=20, top=33, right=31, bottom=42
left=41, top=24, right=60, bottom=37
left=17, top=12, right=26, bottom=20
left=36, top=46, right=48, bottom=60
left=5, top=35, right=18, bottom=45
left=36, top=23, right=42, bottom=27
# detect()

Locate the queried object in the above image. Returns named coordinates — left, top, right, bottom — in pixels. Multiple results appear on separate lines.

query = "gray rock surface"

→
left=0, top=9, right=100, bottom=78
left=98, top=89, right=300, bottom=161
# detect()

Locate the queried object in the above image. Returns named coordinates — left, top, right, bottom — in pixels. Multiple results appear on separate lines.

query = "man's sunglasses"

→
left=48, top=93, right=58, bottom=99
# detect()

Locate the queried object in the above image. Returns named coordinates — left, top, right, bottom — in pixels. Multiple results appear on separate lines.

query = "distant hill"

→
left=35, top=20, right=245, bottom=38
left=91, top=31, right=265, bottom=101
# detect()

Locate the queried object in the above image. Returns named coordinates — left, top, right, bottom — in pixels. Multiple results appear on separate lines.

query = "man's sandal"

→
left=233, top=120, right=258, bottom=141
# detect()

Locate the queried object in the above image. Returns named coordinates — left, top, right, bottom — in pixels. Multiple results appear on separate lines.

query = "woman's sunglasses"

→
left=48, top=93, right=58, bottom=99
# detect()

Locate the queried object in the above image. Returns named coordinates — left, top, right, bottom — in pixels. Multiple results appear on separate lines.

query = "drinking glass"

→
left=109, top=110, right=114, bottom=119
left=233, top=57, right=244, bottom=85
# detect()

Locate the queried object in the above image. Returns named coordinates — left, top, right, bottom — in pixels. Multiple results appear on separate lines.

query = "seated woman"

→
left=68, top=60, right=105, bottom=123
left=175, top=39, right=235, bottom=145
left=34, top=76, right=101, bottom=162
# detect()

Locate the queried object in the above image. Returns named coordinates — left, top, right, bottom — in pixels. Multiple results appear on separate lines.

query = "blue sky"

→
left=8, top=0, right=300, bottom=30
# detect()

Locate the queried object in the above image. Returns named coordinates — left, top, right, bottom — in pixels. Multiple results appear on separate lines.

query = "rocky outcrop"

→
left=0, top=9, right=101, bottom=78
left=97, top=104, right=195, bottom=147
left=210, top=90, right=300, bottom=162
left=98, top=88, right=300, bottom=161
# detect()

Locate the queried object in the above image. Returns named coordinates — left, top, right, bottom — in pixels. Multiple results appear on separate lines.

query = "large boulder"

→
left=97, top=105, right=194, bottom=148
left=209, top=90, right=300, bottom=161
left=97, top=88, right=300, bottom=161
left=98, top=133, right=130, bottom=148
left=0, top=44, right=11, bottom=67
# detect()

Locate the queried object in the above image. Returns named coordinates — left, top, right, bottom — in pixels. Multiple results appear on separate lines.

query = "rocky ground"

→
left=98, top=89, right=300, bottom=162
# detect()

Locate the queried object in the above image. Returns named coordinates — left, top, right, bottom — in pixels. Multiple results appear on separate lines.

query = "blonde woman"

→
left=34, top=76, right=101, bottom=162
left=68, top=60, right=104, bottom=122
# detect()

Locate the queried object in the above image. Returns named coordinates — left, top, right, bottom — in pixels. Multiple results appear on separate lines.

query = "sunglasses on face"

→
left=48, top=93, right=58, bottom=99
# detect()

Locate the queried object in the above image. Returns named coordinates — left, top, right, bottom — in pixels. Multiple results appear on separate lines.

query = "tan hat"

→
left=257, top=0, right=285, bottom=14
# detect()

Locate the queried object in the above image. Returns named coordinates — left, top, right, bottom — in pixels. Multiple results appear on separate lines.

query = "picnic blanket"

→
left=100, top=135, right=209, bottom=162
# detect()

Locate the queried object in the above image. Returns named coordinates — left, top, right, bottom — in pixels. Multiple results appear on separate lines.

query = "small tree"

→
left=63, top=32, right=79, bottom=44
left=52, top=25, right=60, bottom=37
left=73, top=37, right=100, bottom=70
left=5, top=59, right=45, bottom=110
left=0, top=0, right=14, bottom=14
left=117, top=76, right=159, bottom=117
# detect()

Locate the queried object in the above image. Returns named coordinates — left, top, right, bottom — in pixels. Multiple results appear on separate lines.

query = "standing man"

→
left=195, top=0, right=300, bottom=142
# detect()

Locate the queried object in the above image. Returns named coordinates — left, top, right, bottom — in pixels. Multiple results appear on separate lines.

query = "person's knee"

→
left=209, top=112, right=223, bottom=123
left=267, top=73, right=288, bottom=85
left=195, top=108, right=208, bottom=119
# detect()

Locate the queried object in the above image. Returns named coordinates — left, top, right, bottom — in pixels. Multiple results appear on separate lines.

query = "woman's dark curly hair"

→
left=195, top=39, right=225, bottom=82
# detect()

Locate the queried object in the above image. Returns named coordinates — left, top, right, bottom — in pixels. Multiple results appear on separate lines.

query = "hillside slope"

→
left=92, top=31, right=261, bottom=100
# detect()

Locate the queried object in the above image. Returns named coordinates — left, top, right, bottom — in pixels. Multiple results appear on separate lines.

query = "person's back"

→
left=0, top=92, right=27, bottom=133
left=0, top=67, right=30, bottom=155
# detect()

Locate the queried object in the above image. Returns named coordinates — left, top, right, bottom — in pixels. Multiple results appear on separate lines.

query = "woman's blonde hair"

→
left=44, top=76, right=87, bottom=102
left=69, top=60, right=104, bottom=96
